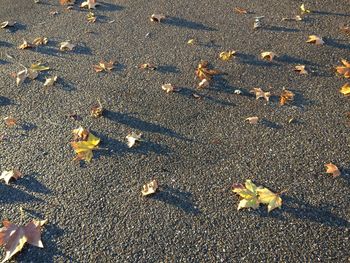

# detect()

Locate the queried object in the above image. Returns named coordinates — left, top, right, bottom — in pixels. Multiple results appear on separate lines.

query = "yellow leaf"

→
left=336, top=59, right=350, bottom=78
left=340, top=83, right=350, bottom=95
left=280, top=89, right=294, bottom=106
left=30, top=63, right=50, bottom=72
left=232, top=180, right=260, bottom=210
left=219, top=51, right=236, bottom=61
left=306, top=35, right=324, bottom=45
left=257, top=188, right=282, bottom=212
left=187, top=39, right=195, bottom=45
left=71, top=132, right=100, bottom=162
left=300, top=4, right=311, bottom=14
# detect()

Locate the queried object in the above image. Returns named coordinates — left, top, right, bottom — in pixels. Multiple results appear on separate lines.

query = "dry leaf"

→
left=87, top=12, right=96, bottom=23
left=195, top=61, right=222, bottom=80
left=245, top=116, right=259, bottom=124
left=71, top=130, right=100, bottom=162
left=162, top=83, right=177, bottom=93
left=294, top=65, right=308, bottom=74
left=340, top=25, right=350, bottom=34
left=16, top=70, right=28, bottom=86
left=126, top=132, right=142, bottom=148
left=250, top=88, right=271, bottom=102
left=59, top=0, right=75, bottom=5
left=253, top=16, right=264, bottom=29
left=192, top=93, right=202, bottom=99
left=234, top=7, right=248, bottom=14
left=261, top=52, right=277, bottom=61
left=0, top=21, right=15, bottom=28
left=198, top=79, right=210, bottom=89
left=282, top=15, right=303, bottom=21
left=150, top=14, right=165, bottom=22
left=0, top=219, right=47, bottom=263
left=325, top=163, right=341, bottom=178
left=234, top=89, right=242, bottom=95
left=91, top=102, right=103, bottom=118
left=300, top=3, right=311, bottom=14
left=59, top=41, right=75, bottom=51
left=187, top=39, right=195, bottom=45
left=49, top=10, right=59, bottom=15
left=33, top=37, right=48, bottom=46
left=72, top=126, right=89, bottom=141
left=257, top=188, right=283, bottom=212
left=280, top=89, right=295, bottom=106
left=30, top=62, right=50, bottom=72
left=4, top=117, right=17, bottom=127
left=93, top=61, right=114, bottom=72
left=0, top=169, right=22, bottom=184
left=340, top=83, right=350, bottom=95
left=43, top=76, right=58, bottom=87
left=219, top=51, right=236, bottom=61
left=306, top=35, right=324, bottom=45
left=139, top=63, right=157, bottom=70
left=81, top=0, right=98, bottom=9
left=141, top=180, right=158, bottom=196
left=336, top=59, right=350, bottom=78
left=18, top=40, right=32, bottom=50
left=232, top=180, right=260, bottom=210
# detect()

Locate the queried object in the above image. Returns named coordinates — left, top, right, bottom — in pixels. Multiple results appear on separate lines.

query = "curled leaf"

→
left=294, top=65, right=308, bottom=74
left=250, top=87, right=271, bottom=102
left=234, top=7, right=248, bottom=14
left=162, top=83, right=177, bottom=93
left=33, top=37, right=48, bottom=46
left=245, top=116, right=259, bottom=124
left=43, top=76, right=58, bottom=87
left=306, top=35, right=324, bottom=45
left=81, top=0, right=99, bottom=9
left=261, top=52, right=277, bottom=61
left=30, top=62, right=50, bottom=72
left=198, top=79, right=209, bottom=89
left=18, top=40, right=33, bottom=50
left=300, top=3, right=311, bottom=14
left=59, top=41, right=75, bottom=51
left=195, top=61, right=222, bottom=80
left=219, top=51, right=236, bottom=61
left=91, top=102, right=103, bottom=118
left=139, top=63, right=157, bottom=70
left=0, top=169, right=22, bottom=184
left=325, top=163, right=341, bottom=178
left=187, top=39, right=195, bottom=45
left=87, top=12, right=97, bottom=23
left=280, top=89, right=295, bottom=106
left=0, top=21, right=16, bottom=28
left=150, top=14, right=165, bottom=22
left=126, top=132, right=142, bottom=148
left=93, top=60, right=114, bottom=72
left=141, top=180, right=158, bottom=196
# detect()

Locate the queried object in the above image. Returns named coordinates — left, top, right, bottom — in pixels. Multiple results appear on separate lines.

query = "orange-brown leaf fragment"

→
left=195, top=61, right=222, bottom=80
left=280, top=89, right=295, bottom=106
left=93, top=61, right=114, bottom=72
left=4, top=117, right=17, bottom=127
left=336, top=59, right=350, bottom=78
left=59, top=0, right=75, bottom=5
left=0, top=219, right=47, bottom=263
left=306, top=35, right=324, bottom=45
left=0, top=169, right=22, bottom=184
left=340, top=83, right=350, bottom=96
left=141, top=180, right=158, bottom=196
left=18, top=40, right=32, bottom=50
left=234, top=7, right=248, bottom=14
left=91, top=102, right=103, bottom=118
left=325, top=163, right=341, bottom=178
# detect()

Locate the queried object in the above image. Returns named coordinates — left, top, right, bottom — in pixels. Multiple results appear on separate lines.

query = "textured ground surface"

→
left=0, top=0, right=349, bottom=262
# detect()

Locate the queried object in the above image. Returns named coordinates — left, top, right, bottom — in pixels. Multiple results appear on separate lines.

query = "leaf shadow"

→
left=157, top=65, right=180, bottom=74
left=325, top=38, right=350, bottom=50
left=5, top=23, right=26, bottom=33
left=17, top=173, right=51, bottom=195
left=0, top=184, right=42, bottom=204
left=277, top=55, right=318, bottom=66
left=261, top=119, right=283, bottom=129
left=255, top=196, right=350, bottom=228
left=237, top=53, right=280, bottom=67
left=104, top=110, right=189, bottom=141
left=164, top=17, right=217, bottom=31
left=262, top=25, right=300, bottom=33
left=150, top=185, right=200, bottom=215
left=0, top=40, right=13, bottom=47
left=312, top=10, right=350, bottom=17
left=98, top=2, right=125, bottom=12
left=56, top=77, right=76, bottom=92
left=0, top=96, right=13, bottom=106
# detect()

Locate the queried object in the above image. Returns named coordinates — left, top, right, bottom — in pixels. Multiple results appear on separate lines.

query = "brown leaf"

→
left=306, top=35, right=324, bottom=45
left=0, top=169, right=22, bottom=184
left=72, top=126, right=89, bottom=141
left=195, top=61, right=222, bottom=80
left=93, top=60, right=114, bottom=72
left=59, top=0, right=75, bottom=5
left=280, top=89, right=295, bottom=106
left=33, top=37, right=48, bottom=46
left=4, top=117, right=17, bottom=127
left=340, top=25, right=350, bottom=34
left=18, top=40, right=33, bottom=50
left=294, top=65, right=308, bottom=74
left=59, top=41, right=75, bottom=51
left=91, top=104, right=103, bottom=118
left=139, top=63, right=157, bottom=70
left=325, top=163, right=341, bottom=178
left=250, top=88, right=271, bottom=102
left=0, top=219, right=47, bottom=262
left=234, top=7, right=248, bottom=14
left=141, top=180, right=158, bottom=196
left=336, top=59, right=350, bottom=78
left=150, top=14, right=165, bottom=22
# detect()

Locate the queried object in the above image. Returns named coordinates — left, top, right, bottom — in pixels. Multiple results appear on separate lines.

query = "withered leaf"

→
left=141, top=180, right=158, bottom=196
left=294, top=65, right=308, bottom=74
left=0, top=21, right=16, bottom=28
left=30, top=62, right=50, bottom=72
left=59, top=0, right=75, bottom=5
left=0, top=219, right=47, bottom=263
left=33, top=37, right=48, bottom=46
left=126, top=132, right=142, bottom=148
left=306, top=35, right=324, bottom=45
left=43, top=76, right=58, bottom=87
left=91, top=102, right=103, bottom=118
left=139, top=63, right=157, bottom=70
left=150, top=14, right=165, bottom=22
left=280, top=89, right=295, bottom=106
left=234, top=7, right=248, bottom=14
left=261, top=52, right=277, bottom=61
left=340, top=25, right=350, bottom=34
left=219, top=51, right=236, bottom=61
left=187, top=39, right=195, bottom=45
left=300, top=3, right=311, bottom=14
left=245, top=116, right=259, bottom=124
left=4, top=117, right=17, bottom=127
left=93, top=61, right=114, bottom=72
left=195, top=61, right=222, bottom=80
left=81, top=0, right=99, bottom=9
left=87, top=12, right=97, bottom=23
left=0, top=169, right=22, bottom=184
left=162, top=83, right=177, bottom=93
left=336, top=59, right=350, bottom=78
left=59, top=41, right=75, bottom=51
left=18, top=40, right=33, bottom=50
left=198, top=79, right=209, bottom=89
left=325, top=163, right=341, bottom=178
left=340, top=83, right=350, bottom=96
left=250, top=88, right=271, bottom=102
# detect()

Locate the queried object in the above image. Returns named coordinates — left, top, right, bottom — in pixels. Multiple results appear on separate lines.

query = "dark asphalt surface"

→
left=0, top=0, right=350, bottom=262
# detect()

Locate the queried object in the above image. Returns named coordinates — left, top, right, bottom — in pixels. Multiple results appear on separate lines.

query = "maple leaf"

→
left=0, top=21, right=16, bottom=29
left=336, top=59, right=350, bottom=78
left=219, top=51, right=236, bottom=61
left=141, top=180, right=158, bottom=196
left=306, top=35, right=324, bottom=45
left=280, top=89, right=295, bottom=106
left=261, top=52, right=277, bottom=61
left=294, top=65, right=308, bottom=74
left=71, top=129, right=100, bottom=162
left=257, top=187, right=283, bottom=212
left=340, top=83, right=350, bottom=95
left=232, top=180, right=261, bottom=210
left=126, top=132, right=142, bottom=148
left=93, top=61, right=114, bottom=72
left=0, top=169, right=22, bottom=184
left=150, top=14, right=166, bottom=22
left=325, top=163, right=341, bottom=178
left=81, top=0, right=99, bottom=9
left=18, top=40, right=33, bottom=50
left=250, top=87, right=271, bottom=102
left=59, top=41, right=75, bottom=51
left=195, top=61, right=222, bottom=81
left=0, top=219, right=47, bottom=263
left=245, top=116, right=259, bottom=124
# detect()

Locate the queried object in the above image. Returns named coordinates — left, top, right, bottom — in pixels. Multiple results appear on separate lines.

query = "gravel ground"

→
left=0, top=0, right=349, bottom=262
